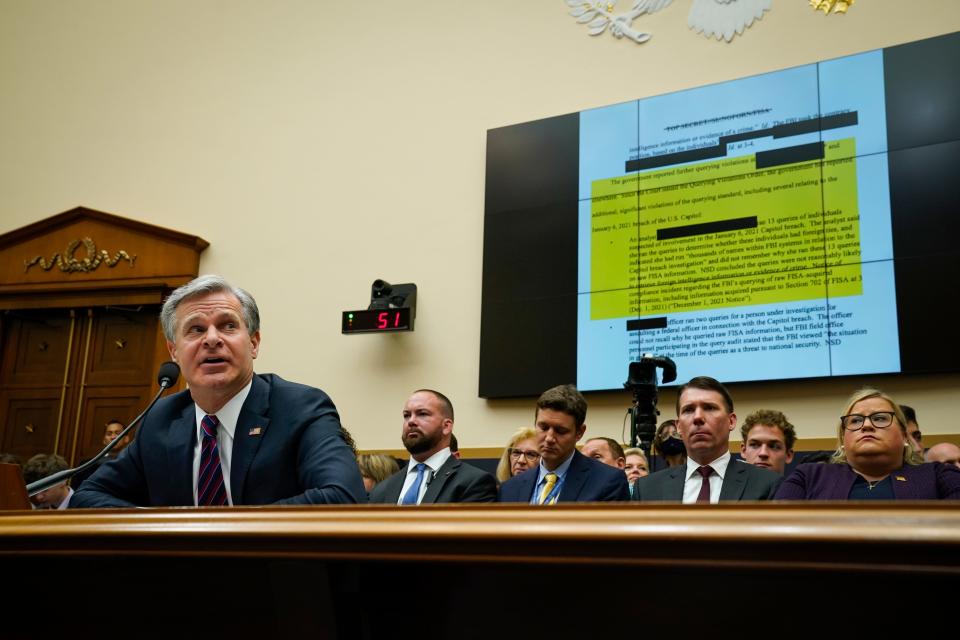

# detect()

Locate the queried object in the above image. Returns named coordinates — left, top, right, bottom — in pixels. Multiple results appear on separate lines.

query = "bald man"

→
left=925, top=443, right=960, bottom=469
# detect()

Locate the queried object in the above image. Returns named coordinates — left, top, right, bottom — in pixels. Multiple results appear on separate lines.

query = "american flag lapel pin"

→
left=249, top=426, right=263, bottom=436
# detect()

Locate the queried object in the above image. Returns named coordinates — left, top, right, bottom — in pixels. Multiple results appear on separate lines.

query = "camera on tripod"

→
left=624, top=354, right=677, bottom=453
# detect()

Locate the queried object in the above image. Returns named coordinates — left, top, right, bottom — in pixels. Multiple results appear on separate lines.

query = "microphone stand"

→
left=27, top=365, right=179, bottom=497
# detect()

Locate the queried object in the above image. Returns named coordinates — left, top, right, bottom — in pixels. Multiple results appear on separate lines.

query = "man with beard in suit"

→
left=369, top=389, right=496, bottom=504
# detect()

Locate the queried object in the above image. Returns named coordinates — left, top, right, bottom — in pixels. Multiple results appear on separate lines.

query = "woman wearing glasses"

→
left=495, top=427, right=540, bottom=484
left=775, top=388, right=960, bottom=500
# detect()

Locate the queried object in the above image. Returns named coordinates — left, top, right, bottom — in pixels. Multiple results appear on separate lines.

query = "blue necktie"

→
left=401, top=463, right=427, bottom=505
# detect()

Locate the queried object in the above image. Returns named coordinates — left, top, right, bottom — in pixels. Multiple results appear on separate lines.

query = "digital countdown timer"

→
left=342, top=307, right=414, bottom=334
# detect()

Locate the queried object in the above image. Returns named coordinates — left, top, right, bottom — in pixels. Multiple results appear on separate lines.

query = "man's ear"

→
left=166, top=340, right=178, bottom=362
left=250, top=330, right=261, bottom=359
left=576, top=422, right=587, bottom=442
left=785, top=449, right=795, bottom=464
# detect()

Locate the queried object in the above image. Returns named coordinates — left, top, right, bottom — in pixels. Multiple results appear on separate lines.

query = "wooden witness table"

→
left=3, top=503, right=959, bottom=638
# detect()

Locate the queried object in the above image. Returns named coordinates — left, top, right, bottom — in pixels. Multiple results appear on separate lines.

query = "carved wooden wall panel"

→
left=0, top=389, right=62, bottom=460
left=0, top=207, right=207, bottom=464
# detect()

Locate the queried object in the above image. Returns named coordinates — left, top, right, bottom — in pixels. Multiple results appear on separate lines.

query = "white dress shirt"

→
left=682, top=452, right=731, bottom=504
left=397, top=447, right=451, bottom=505
left=192, top=379, right=252, bottom=506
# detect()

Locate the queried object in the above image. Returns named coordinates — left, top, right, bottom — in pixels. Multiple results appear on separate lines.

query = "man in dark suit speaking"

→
left=499, top=384, right=629, bottom=503
left=632, top=376, right=781, bottom=503
left=369, top=389, right=497, bottom=504
left=71, top=275, right=366, bottom=508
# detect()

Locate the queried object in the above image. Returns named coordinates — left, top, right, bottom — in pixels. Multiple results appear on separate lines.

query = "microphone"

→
left=26, top=361, right=180, bottom=497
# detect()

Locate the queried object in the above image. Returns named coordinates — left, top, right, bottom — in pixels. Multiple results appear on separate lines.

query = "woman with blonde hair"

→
left=776, top=388, right=960, bottom=500
left=357, top=453, right=400, bottom=494
left=495, top=427, right=539, bottom=483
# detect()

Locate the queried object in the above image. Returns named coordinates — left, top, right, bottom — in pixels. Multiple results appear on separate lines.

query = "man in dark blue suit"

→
left=71, top=275, right=366, bottom=508
left=499, top=384, right=629, bottom=503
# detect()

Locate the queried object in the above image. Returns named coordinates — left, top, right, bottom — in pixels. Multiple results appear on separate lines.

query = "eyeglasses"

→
left=841, top=411, right=896, bottom=431
left=508, top=448, right=540, bottom=463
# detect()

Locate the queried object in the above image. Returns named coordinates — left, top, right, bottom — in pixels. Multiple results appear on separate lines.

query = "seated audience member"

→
left=449, top=433, right=461, bottom=459
left=623, top=447, right=649, bottom=497
left=581, top=437, right=626, bottom=469
left=498, top=385, right=629, bottom=503
left=633, top=377, right=782, bottom=503
left=739, top=409, right=796, bottom=475
left=71, top=275, right=366, bottom=508
left=357, top=454, right=400, bottom=494
left=369, top=390, right=497, bottom=504
left=776, top=388, right=960, bottom=500
left=495, top=427, right=539, bottom=484
left=22, top=454, right=73, bottom=510
left=0, top=452, right=23, bottom=467
left=652, top=419, right=686, bottom=471
left=899, top=404, right=925, bottom=462
left=71, top=418, right=132, bottom=490
left=925, top=442, right=960, bottom=469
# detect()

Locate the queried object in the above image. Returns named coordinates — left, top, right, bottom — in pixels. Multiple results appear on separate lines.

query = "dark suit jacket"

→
left=775, top=462, right=960, bottom=500
left=70, top=374, right=366, bottom=507
left=368, top=453, right=497, bottom=504
left=632, top=458, right=782, bottom=502
left=497, top=450, right=630, bottom=503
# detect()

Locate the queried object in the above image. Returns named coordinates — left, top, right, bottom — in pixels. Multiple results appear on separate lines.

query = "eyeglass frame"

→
left=508, top=448, right=540, bottom=463
left=840, top=411, right=897, bottom=431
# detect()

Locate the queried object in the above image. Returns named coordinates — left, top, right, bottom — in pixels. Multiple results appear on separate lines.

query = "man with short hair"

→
left=581, top=437, right=626, bottom=469
left=739, top=409, right=796, bottom=475
left=632, top=376, right=781, bottom=502
left=925, top=442, right=960, bottom=469
left=23, top=454, right=73, bottom=509
left=71, top=418, right=133, bottom=490
left=900, top=405, right=923, bottom=454
left=499, top=384, right=629, bottom=503
left=449, top=433, right=461, bottom=459
left=370, top=390, right=497, bottom=503
left=72, top=275, right=366, bottom=507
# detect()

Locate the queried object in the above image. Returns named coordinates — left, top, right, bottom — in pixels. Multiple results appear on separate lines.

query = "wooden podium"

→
left=1, top=503, right=958, bottom=638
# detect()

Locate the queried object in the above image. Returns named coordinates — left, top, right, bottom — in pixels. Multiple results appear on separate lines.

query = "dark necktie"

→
left=696, top=465, right=713, bottom=504
left=198, top=415, right=227, bottom=506
left=401, top=463, right=427, bottom=505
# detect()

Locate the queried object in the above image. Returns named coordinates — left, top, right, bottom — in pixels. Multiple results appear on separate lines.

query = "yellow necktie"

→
left=538, top=472, right=558, bottom=505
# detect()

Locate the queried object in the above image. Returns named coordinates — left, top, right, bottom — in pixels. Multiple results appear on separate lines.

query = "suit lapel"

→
left=379, top=466, right=407, bottom=503
left=422, top=456, right=458, bottom=504
left=168, top=403, right=197, bottom=506
left=719, top=460, right=747, bottom=501
left=666, top=466, right=686, bottom=501
left=513, top=467, right=538, bottom=502
left=559, top=452, right=589, bottom=503
left=229, top=376, right=270, bottom=504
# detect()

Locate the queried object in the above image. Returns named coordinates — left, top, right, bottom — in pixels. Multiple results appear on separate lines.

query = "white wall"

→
left=1, top=1, right=958, bottom=450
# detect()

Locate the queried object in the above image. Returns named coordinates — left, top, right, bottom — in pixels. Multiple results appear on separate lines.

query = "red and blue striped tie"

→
left=198, top=415, right=227, bottom=506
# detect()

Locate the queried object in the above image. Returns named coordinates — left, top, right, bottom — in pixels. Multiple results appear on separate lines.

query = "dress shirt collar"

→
left=536, top=449, right=576, bottom=485
left=685, top=451, right=731, bottom=481
left=193, top=378, right=252, bottom=442
left=411, top=446, right=451, bottom=476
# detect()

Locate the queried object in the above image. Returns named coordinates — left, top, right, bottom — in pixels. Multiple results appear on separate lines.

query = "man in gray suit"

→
left=632, top=376, right=781, bottom=502
left=369, top=389, right=497, bottom=504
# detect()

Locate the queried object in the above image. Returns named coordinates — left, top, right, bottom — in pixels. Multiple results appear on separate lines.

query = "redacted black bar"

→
left=657, top=215, right=758, bottom=241
left=626, top=317, right=668, bottom=331
left=626, top=111, right=858, bottom=172
left=755, top=141, right=824, bottom=169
